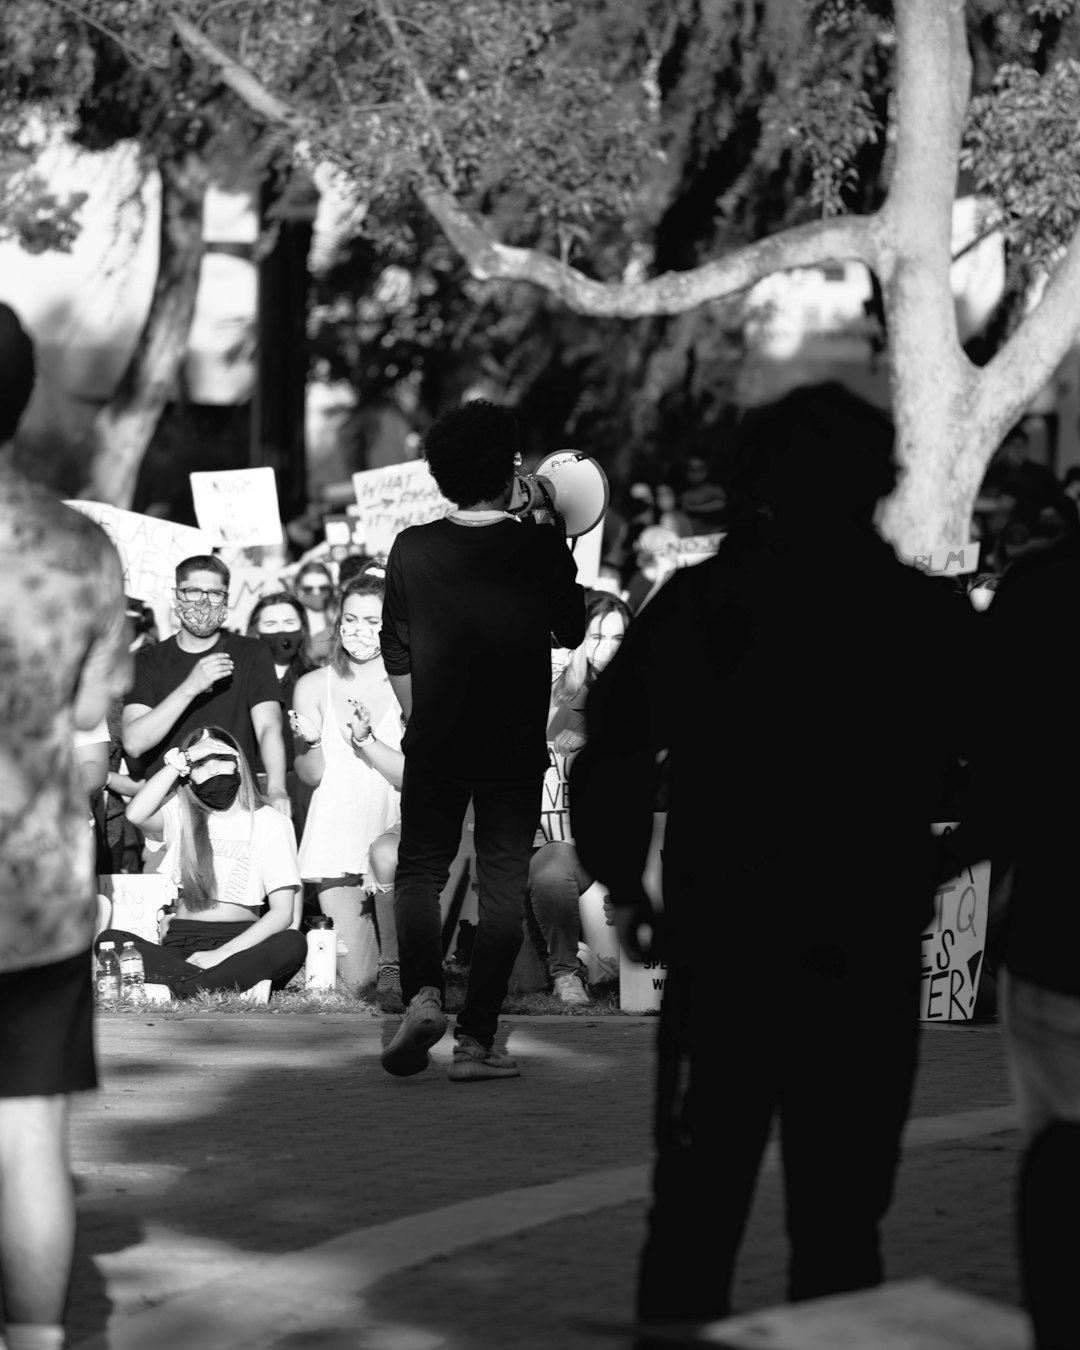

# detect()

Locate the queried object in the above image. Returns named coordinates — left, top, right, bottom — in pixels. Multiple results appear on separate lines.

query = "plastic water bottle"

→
left=119, top=941, right=145, bottom=1003
left=306, top=916, right=337, bottom=990
left=95, top=941, right=122, bottom=1002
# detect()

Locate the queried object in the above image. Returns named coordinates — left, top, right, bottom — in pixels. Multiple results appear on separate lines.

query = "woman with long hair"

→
left=293, top=561, right=338, bottom=665
left=290, top=576, right=404, bottom=1009
left=247, top=591, right=321, bottom=836
left=526, top=591, right=633, bottom=1004
left=96, top=725, right=306, bottom=998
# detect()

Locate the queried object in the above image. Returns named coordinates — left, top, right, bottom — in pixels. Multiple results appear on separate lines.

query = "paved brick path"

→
left=64, top=1014, right=1021, bottom=1349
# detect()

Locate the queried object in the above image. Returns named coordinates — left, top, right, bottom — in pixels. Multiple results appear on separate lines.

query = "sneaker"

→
left=375, top=962, right=405, bottom=1014
left=379, top=986, right=447, bottom=1077
left=553, top=972, right=590, bottom=1005
left=448, top=1034, right=520, bottom=1082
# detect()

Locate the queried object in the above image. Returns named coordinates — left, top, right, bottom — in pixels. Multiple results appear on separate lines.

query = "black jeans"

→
left=394, top=761, right=543, bottom=1047
left=637, top=940, right=921, bottom=1324
left=96, top=922, right=307, bottom=999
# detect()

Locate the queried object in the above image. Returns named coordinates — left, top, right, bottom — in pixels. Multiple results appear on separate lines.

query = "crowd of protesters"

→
left=6, top=283, right=1080, bottom=1349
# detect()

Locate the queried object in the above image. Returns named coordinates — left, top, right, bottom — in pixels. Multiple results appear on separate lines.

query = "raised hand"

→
left=183, top=652, right=234, bottom=697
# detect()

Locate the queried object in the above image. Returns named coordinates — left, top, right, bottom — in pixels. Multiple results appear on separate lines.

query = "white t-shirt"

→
left=161, top=799, right=301, bottom=909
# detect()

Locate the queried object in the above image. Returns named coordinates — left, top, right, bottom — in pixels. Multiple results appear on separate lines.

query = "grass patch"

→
left=95, top=965, right=644, bottom=1017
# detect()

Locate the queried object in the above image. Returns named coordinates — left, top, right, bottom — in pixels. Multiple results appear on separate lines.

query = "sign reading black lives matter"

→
left=921, top=823, right=991, bottom=1021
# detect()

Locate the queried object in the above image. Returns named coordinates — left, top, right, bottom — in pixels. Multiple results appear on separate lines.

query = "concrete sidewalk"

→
left=65, top=1014, right=1021, bottom=1349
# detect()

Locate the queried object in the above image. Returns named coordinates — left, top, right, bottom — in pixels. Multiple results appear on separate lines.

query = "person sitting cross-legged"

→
left=97, top=726, right=306, bottom=999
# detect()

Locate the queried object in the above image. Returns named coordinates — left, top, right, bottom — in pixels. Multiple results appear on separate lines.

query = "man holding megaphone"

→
left=379, top=400, right=588, bottom=1081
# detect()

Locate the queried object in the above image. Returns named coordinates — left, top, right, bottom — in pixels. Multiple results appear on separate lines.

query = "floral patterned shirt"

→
left=0, top=462, right=129, bottom=971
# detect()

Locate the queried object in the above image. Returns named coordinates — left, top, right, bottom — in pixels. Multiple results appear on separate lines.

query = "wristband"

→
left=306, top=737, right=323, bottom=749
left=163, top=747, right=191, bottom=777
left=354, top=731, right=375, bottom=748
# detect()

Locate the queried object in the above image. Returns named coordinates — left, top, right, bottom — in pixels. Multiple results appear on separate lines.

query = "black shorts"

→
left=0, top=949, right=97, bottom=1097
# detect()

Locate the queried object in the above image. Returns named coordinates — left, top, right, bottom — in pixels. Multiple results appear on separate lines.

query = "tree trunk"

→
left=83, top=149, right=209, bottom=507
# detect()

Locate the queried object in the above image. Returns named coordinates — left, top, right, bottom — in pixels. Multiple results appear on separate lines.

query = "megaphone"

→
left=506, top=451, right=609, bottom=538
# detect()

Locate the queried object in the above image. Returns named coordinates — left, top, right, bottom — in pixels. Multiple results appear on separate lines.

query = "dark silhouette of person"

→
left=948, top=526, right=1080, bottom=1350
left=571, top=382, right=976, bottom=1330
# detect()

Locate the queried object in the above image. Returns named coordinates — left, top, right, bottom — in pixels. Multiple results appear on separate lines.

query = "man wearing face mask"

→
left=122, top=556, right=291, bottom=815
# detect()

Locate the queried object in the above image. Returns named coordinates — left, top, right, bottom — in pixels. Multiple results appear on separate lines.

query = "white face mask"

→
left=341, top=629, right=381, bottom=661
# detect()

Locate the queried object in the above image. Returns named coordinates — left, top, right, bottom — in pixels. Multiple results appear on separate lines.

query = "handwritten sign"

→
left=920, top=823, right=991, bottom=1021
left=225, top=565, right=284, bottom=635
left=64, top=501, right=211, bottom=626
left=189, top=467, right=283, bottom=548
left=904, top=541, right=981, bottom=577
left=657, top=532, right=725, bottom=567
left=538, top=744, right=573, bottom=844
left=98, top=874, right=172, bottom=1003
left=352, top=460, right=452, bottom=556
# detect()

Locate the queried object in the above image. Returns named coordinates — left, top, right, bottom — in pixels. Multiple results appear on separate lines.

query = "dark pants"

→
left=96, top=921, right=307, bottom=999
left=637, top=940, right=921, bottom=1324
left=394, top=761, right=543, bottom=1047
left=526, top=841, right=591, bottom=978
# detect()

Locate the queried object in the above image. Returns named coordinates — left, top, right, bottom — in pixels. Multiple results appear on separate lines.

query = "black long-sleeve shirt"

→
left=381, top=517, right=586, bottom=778
left=571, top=522, right=976, bottom=963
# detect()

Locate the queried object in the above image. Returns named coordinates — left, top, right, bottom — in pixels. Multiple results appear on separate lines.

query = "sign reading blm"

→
left=920, top=823, right=991, bottom=1021
left=351, top=460, right=452, bottom=556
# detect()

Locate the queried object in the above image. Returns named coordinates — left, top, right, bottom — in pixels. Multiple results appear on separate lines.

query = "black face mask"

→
left=259, top=630, right=303, bottom=664
left=190, top=773, right=241, bottom=811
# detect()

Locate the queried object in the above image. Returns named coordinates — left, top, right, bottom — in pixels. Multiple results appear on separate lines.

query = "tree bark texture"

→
left=84, top=150, right=209, bottom=508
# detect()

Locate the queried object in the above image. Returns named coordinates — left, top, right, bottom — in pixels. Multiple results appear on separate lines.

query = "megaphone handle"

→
left=535, top=477, right=565, bottom=537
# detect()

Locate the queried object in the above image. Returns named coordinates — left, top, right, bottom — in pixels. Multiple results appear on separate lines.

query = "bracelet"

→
left=354, top=732, right=375, bottom=748
left=306, top=738, right=322, bottom=750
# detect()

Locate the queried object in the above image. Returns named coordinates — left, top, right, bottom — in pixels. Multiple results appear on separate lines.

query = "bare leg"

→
left=0, top=1095, right=74, bottom=1325
left=318, top=882, right=377, bottom=989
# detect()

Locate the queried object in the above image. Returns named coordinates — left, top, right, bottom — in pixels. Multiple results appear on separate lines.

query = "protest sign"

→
left=64, top=500, right=211, bottom=632
left=656, top=532, right=726, bottom=568
left=571, top=518, right=603, bottom=588
left=98, top=875, right=172, bottom=1003
left=189, top=466, right=283, bottom=548
left=226, top=566, right=284, bottom=635
left=538, top=744, right=573, bottom=845
left=904, top=541, right=981, bottom=577
left=920, top=823, right=991, bottom=1021
left=351, top=460, right=452, bottom=556
left=619, top=812, right=668, bottom=1012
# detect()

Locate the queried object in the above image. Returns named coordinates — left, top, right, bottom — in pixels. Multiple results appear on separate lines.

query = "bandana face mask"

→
left=176, top=599, right=228, bottom=638
left=340, top=629, right=381, bottom=662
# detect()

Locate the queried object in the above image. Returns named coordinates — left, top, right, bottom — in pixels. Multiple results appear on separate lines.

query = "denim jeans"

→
left=393, top=761, right=543, bottom=1047
left=526, top=841, right=591, bottom=978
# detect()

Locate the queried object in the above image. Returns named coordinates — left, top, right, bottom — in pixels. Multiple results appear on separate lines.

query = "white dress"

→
left=297, top=667, right=402, bottom=882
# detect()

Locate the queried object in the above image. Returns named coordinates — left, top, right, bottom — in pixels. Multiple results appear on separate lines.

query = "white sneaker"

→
left=554, top=973, right=590, bottom=1005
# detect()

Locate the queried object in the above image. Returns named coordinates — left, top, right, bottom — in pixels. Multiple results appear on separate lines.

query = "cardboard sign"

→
left=921, top=823, right=991, bottom=1021
left=98, top=874, right=173, bottom=1003
left=905, top=541, right=981, bottom=577
left=189, top=467, right=283, bottom=548
left=538, top=743, right=573, bottom=844
left=351, top=460, right=452, bottom=556
left=225, top=565, right=285, bottom=635
left=656, top=532, right=725, bottom=567
left=64, top=501, right=211, bottom=622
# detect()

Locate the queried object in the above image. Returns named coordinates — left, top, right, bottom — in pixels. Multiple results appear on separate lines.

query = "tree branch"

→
left=419, top=184, right=881, bottom=317
left=372, top=0, right=460, bottom=194
left=170, top=13, right=306, bottom=131
left=171, top=10, right=880, bottom=317
left=974, top=224, right=1080, bottom=433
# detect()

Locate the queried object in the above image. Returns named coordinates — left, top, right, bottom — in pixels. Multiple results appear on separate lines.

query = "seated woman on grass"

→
left=96, top=725, right=306, bottom=999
